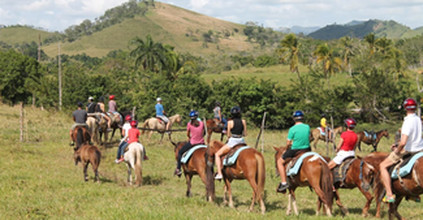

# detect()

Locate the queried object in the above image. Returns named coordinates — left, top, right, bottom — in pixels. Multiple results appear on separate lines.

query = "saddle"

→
left=156, top=117, right=167, bottom=124
left=390, top=151, right=423, bottom=179
left=286, top=151, right=326, bottom=177
left=363, top=130, right=377, bottom=142
left=332, top=157, right=355, bottom=186
left=180, top=144, right=207, bottom=164
left=222, top=144, right=247, bottom=166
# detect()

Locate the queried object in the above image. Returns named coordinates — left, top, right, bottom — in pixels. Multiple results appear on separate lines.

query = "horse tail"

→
left=76, top=127, right=84, bottom=149
left=134, top=144, right=143, bottom=186
left=319, top=159, right=333, bottom=208
left=255, top=152, right=266, bottom=201
left=205, top=152, right=215, bottom=201
left=141, top=119, right=149, bottom=134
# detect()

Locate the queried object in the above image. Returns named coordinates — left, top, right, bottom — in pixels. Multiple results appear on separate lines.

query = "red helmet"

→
left=344, top=118, right=356, bottom=129
left=403, top=98, right=417, bottom=111
left=125, top=115, right=132, bottom=121
left=109, top=95, right=115, bottom=100
left=130, top=120, right=138, bottom=128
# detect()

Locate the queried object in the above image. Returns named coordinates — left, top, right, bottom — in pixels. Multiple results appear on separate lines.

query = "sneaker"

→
left=222, top=130, right=227, bottom=134
left=116, top=158, right=125, bottom=164
left=277, top=182, right=289, bottom=193
left=114, top=159, right=120, bottom=164
left=69, top=142, right=75, bottom=146
left=143, top=155, right=149, bottom=161
left=215, top=173, right=223, bottom=180
left=383, top=195, right=396, bottom=203
left=174, top=168, right=182, bottom=177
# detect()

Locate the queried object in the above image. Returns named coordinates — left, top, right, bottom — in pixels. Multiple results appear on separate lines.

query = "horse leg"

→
left=185, top=173, right=193, bottom=197
left=291, top=189, right=299, bottom=215
left=316, top=198, right=322, bottom=216
left=286, top=192, right=292, bottom=215
left=223, top=184, right=228, bottom=205
left=160, top=133, right=164, bottom=144
left=334, top=189, right=349, bottom=215
left=207, top=130, right=212, bottom=144
left=357, top=186, right=373, bottom=217
left=389, top=196, right=404, bottom=220
left=83, top=162, right=89, bottom=182
left=126, top=164, right=132, bottom=186
left=109, top=128, right=116, bottom=142
left=246, top=175, right=259, bottom=212
left=225, top=179, right=234, bottom=208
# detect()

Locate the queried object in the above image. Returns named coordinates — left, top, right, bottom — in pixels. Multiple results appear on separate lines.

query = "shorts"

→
left=156, top=115, right=169, bottom=123
left=227, top=137, right=245, bottom=148
left=388, top=151, right=409, bottom=164
left=282, top=147, right=311, bottom=160
left=332, top=150, right=355, bottom=164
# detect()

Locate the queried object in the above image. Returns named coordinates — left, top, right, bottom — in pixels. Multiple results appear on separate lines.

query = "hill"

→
left=308, top=19, right=421, bottom=40
left=0, top=25, right=60, bottom=45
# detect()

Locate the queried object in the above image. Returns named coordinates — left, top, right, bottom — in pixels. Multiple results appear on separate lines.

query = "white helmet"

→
left=156, top=97, right=162, bottom=102
left=88, top=96, right=94, bottom=101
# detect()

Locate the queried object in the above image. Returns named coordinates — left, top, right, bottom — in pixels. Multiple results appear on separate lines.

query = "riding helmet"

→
left=157, top=97, right=162, bottom=102
left=344, top=118, right=357, bottom=129
left=88, top=96, right=94, bottom=101
left=189, top=110, right=198, bottom=119
left=125, top=115, right=132, bottom=121
left=293, top=110, right=304, bottom=121
left=130, top=120, right=138, bottom=128
left=403, top=98, right=417, bottom=111
left=109, top=95, right=115, bottom=100
left=230, top=106, right=241, bottom=116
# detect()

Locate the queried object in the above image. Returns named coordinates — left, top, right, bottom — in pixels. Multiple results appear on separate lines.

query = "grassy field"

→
left=1, top=104, right=422, bottom=219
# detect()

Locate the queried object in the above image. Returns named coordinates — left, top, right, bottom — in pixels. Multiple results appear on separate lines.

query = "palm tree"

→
left=340, top=36, right=355, bottom=76
left=276, top=33, right=301, bottom=81
left=364, top=33, right=376, bottom=55
left=130, top=35, right=168, bottom=73
left=313, top=43, right=343, bottom=89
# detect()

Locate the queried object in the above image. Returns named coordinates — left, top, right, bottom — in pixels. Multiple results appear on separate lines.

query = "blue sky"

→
left=1, top=0, right=422, bottom=32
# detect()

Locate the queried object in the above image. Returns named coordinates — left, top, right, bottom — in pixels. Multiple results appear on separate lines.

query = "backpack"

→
left=87, top=102, right=97, bottom=113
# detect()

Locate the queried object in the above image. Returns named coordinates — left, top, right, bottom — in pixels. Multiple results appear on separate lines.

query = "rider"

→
left=380, top=98, right=423, bottom=203
left=155, top=97, right=171, bottom=133
left=86, top=96, right=97, bottom=113
left=328, top=118, right=358, bottom=169
left=108, top=95, right=117, bottom=113
left=69, top=102, right=88, bottom=146
left=115, top=115, right=133, bottom=164
left=116, top=120, right=148, bottom=163
left=320, top=113, right=332, bottom=140
left=276, top=110, right=311, bottom=193
left=96, top=96, right=111, bottom=129
left=174, top=110, right=205, bottom=177
left=213, top=101, right=227, bottom=133
left=214, top=106, right=247, bottom=180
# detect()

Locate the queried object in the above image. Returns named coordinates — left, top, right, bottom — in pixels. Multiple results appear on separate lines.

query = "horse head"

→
left=73, top=147, right=81, bottom=166
left=357, top=156, right=376, bottom=192
left=379, top=129, right=389, bottom=139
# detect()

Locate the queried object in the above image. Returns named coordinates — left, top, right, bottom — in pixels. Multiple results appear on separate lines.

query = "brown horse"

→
left=141, top=114, right=182, bottom=143
left=310, top=126, right=343, bottom=151
left=205, top=119, right=226, bottom=144
left=370, top=151, right=423, bottom=220
left=356, top=129, right=389, bottom=152
left=73, top=144, right=101, bottom=182
left=71, top=125, right=91, bottom=150
left=206, top=140, right=266, bottom=214
left=273, top=146, right=336, bottom=216
left=172, top=141, right=214, bottom=201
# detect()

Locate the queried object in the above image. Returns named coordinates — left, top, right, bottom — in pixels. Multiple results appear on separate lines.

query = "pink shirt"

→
left=108, top=100, right=117, bottom=112
left=187, top=121, right=204, bottom=145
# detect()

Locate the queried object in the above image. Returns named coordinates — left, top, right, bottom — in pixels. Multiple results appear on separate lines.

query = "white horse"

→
left=86, top=117, right=99, bottom=145
left=141, top=114, right=182, bottom=143
left=123, top=142, right=145, bottom=186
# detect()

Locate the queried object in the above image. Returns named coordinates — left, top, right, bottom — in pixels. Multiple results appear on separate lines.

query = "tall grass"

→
left=0, top=104, right=421, bottom=219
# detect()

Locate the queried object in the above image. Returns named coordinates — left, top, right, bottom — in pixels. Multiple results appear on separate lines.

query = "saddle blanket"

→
left=287, top=152, right=326, bottom=177
left=391, top=152, right=423, bottom=179
left=180, top=145, right=207, bottom=164
left=333, top=157, right=355, bottom=184
left=364, top=130, right=376, bottom=141
left=223, top=146, right=250, bottom=166
left=318, top=127, right=326, bottom=136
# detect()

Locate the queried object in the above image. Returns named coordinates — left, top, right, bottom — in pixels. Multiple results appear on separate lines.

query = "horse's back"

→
left=128, top=142, right=144, bottom=152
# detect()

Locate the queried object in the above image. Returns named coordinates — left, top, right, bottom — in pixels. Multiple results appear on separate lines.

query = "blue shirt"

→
left=155, top=103, right=164, bottom=116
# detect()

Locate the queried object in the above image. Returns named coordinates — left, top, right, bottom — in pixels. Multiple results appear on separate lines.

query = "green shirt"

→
left=287, top=123, right=310, bottom=150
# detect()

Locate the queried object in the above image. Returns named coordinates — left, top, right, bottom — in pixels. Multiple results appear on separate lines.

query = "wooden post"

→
left=330, top=115, right=334, bottom=156
left=58, top=43, right=62, bottom=111
left=20, top=102, right=24, bottom=142
left=203, top=118, right=208, bottom=138
left=132, top=106, right=136, bottom=119
left=255, top=112, right=267, bottom=151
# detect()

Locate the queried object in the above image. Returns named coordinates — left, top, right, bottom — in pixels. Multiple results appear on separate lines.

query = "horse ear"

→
left=273, top=146, right=279, bottom=152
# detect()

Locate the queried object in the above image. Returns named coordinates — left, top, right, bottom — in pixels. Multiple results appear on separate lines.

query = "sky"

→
left=1, top=0, right=422, bottom=32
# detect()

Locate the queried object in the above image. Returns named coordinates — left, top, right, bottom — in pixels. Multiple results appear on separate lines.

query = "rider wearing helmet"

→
left=70, top=102, right=88, bottom=146
left=108, top=95, right=117, bottom=113
left=213, top=101, right=227, bottom=133
left=86, top=96, right=97, bottom=113
left=328, top=118, right=358, bottom=170
left=155, top=97, right=171, bottom=133
left=215, top=106, right=247, bottom=180
left=117, top=120, right=148, bottom=163
left=380, top=98, right=423, bottom=203
left=276, top=110, right=311, bottom=192
left=174, top=110, right=205, bottom=176
left=115, top=115, right=133, bottom=163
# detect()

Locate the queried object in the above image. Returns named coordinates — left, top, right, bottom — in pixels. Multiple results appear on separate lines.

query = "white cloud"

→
left=22, top=0, right=51, bottom=11
left=189, top=0, right=209, bottom=10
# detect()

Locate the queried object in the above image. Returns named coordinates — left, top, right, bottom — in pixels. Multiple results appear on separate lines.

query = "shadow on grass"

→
left=143, top=175, right=168, bottom=186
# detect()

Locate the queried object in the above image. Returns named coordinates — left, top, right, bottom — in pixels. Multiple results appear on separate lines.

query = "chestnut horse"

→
left=73, top=143, right=101, bottom=182
left=205, top=119, right=226, bottom=144
left=310, top=126, right=343, bottom=151
left=273, top=146, right=336, bottom=216
left=71, top=125, right=91, bottom=150
left=172, top=141, right=214, bottom=201
left=206, top=140, right=266, bottom=214
left=356, top=129, right=389, bottom=152
left=141, top=114, right=182, bottom=143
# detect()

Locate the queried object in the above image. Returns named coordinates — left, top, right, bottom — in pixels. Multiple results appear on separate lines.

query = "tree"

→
left=339, top=36, right=355, bottom=76
left=364, top=33, right=376, bottom=55
left=313, top=43, right=343, bottom=89
left=276, top=33, right=301, bottom=80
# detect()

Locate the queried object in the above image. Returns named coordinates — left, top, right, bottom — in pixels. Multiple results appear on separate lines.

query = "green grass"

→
left=1, top=104, right=422, bottom=219
left=0, top=26, right=57, bottom=45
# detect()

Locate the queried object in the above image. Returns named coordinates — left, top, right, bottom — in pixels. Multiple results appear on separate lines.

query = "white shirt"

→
left=401, top=113, right=423, bottom=152
left=122, top=122, right=131, bottom=142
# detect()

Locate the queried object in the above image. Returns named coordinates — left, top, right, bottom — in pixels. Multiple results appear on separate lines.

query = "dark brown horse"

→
left=310, top=126, right=343, bottom=151
left=73, top=144, right=101, bottom=182
left=172, top=141, right=214, bottom=201
left=205, top=119, right=226, bottom=144
left=206, top=140, right=266, bottom=214
left=273, top=146, right=337, bottom=216
left=71, top=126, right=91, bottom=150
left=356, top=129, right=389, bottom=152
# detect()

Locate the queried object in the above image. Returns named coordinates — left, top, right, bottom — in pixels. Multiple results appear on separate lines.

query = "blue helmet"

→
left=293, top=110, right=304, bottom=121
left=189, top=110, right=198, bottom=119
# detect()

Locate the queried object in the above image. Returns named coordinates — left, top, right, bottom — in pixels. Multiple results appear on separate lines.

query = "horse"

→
left=98, top=114, right=109, bottom=145
left=310, top=126, right=343, bottom=151
left=86, top=117, right=99, bottom=145
left=141, top=114, right=182, bottom=143
left=172, top=141, right=214, bottom=201
left=273, top=146, right=337, bottom=216
left=107, top=110, right=132, bottom=142
left=205, top=119, right=226, bottom=144
left=206, top=140, right=266, bottom=214
left=71, top=125, right=91, bottom=150
left=356, top=129, right=389, bottom=152
left=122, top=142, right=145, bottom=186
left=73, top=144, right=101, bottom=182
left=370, top=151, right=423, bottom=220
